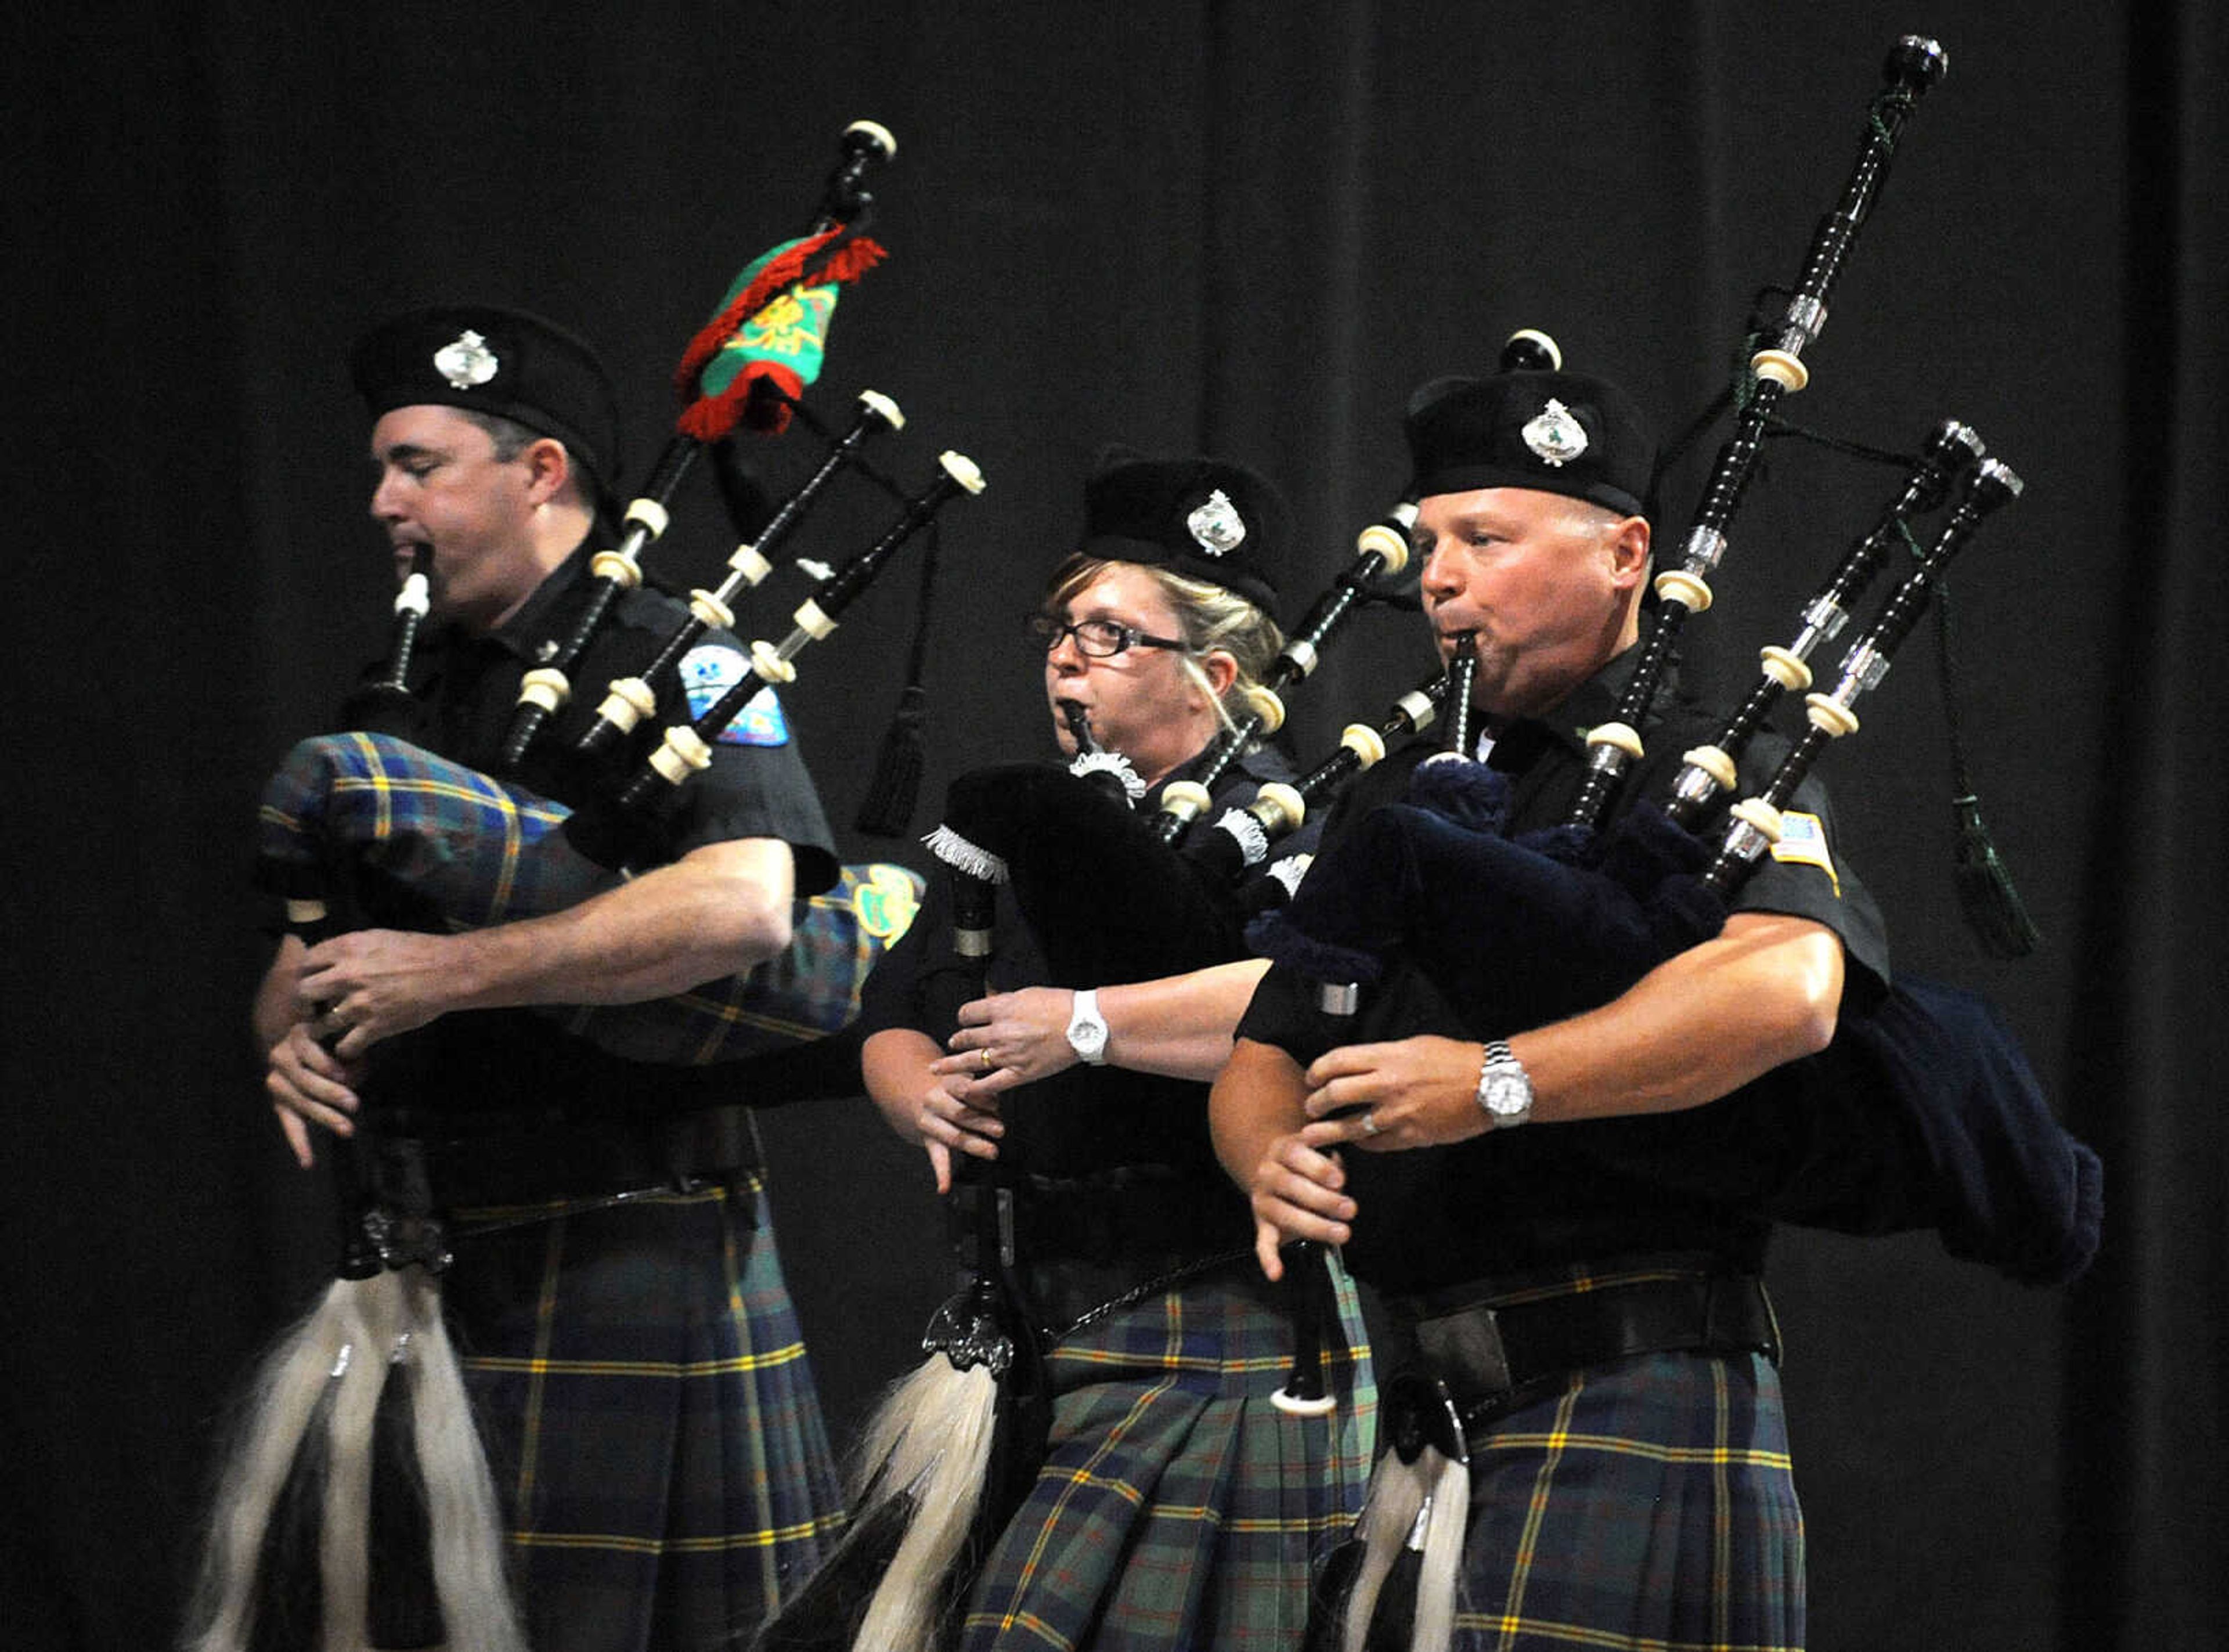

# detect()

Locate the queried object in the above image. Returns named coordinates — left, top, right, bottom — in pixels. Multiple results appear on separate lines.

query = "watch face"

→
left=1483, top=1069, right=1530, bottom=1120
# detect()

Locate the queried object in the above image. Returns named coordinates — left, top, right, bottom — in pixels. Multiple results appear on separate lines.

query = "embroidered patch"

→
left=1769, top=810, right=1841, bottom=896
left=849, top=863, right=923, bottom=942
left=679, top=645, right=790, bottom=746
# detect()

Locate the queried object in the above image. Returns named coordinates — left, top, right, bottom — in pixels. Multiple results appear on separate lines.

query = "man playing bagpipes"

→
left=241, top=306, right=850, bottom=1651
left=1211, top=367, right=1888, bottom=1651
left=831, top=453, right=1376, bottom=1649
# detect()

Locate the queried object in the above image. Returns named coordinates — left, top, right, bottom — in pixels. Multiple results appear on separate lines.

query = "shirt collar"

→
left=1490, top=645, right=1683, bottom=764
left=485, top=536, right=598, bottom=661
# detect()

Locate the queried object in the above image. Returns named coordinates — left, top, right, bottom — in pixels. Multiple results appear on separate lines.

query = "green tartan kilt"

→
left=1451, top=1350, right=1804, bottom=1651
left=443, top=1176, right=846, bottom=1652
left=961, top=1258, right=1376, bottom=1652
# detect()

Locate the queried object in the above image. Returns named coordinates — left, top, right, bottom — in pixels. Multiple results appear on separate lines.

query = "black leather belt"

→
left=394, top=1102, right=762, bottom=1209
left=947, top=1166, right=1251, bottom=1272
left=1391, top=1259, right=1781, bottom=1436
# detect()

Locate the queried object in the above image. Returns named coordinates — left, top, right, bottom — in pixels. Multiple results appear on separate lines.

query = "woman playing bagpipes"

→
left=837, top=452, right=1376, bottom=1650
left=236, top=305, right=852, bottom=1652
left=1210, top=366, right=1892, bottom=1651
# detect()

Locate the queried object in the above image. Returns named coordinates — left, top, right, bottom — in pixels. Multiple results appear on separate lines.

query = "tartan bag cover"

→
left=256, top=731, right=922, bottom=1063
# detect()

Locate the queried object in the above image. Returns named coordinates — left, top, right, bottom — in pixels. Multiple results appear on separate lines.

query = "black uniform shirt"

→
left=859, top=740, right=1315, bottom=1186
left=346, top=539, right=837, bottom=1124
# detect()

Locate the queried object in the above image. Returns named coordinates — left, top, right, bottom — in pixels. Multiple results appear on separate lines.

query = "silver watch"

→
left=1065, top=988, right=1109, bottom=1065
left=1475, top=1038, right=1533, bottom=1128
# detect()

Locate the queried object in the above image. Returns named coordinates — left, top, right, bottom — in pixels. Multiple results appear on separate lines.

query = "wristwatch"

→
left=1065, top=988, right=1110, bottom=1066
left=1474, top=1038, right=1533, bottom=1129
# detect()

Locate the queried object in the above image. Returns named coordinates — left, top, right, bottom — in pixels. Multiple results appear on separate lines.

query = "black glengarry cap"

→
left=1404, top=369, right=1656, bottom=519
left=351, top=305, right=623, bottom=497
left=1078, top=446, right=1287, bottom=614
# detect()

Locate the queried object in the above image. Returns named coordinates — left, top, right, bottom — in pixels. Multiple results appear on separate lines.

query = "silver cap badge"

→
left=1186, top=489, right=1247, bottom=556
left=1521, top=398, right=1588, bottom=467
left=433, top=330, right=500, bottom=391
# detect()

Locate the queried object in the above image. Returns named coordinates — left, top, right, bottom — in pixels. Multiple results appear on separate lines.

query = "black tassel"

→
left=1932, top=582, right=2039, bottom=960
left=854, top=526, right=942, bottom=838
left=1952, top=793, right=2041, bottom=960
left=854, top=683, right=927, bottom=838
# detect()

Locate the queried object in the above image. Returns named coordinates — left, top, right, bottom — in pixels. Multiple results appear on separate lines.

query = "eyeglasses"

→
left=1027, top=612, right=1189, bottom=658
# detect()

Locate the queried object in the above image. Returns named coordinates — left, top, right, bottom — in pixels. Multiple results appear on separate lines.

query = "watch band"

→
left=1066, top=987, right=1109, bottom=1065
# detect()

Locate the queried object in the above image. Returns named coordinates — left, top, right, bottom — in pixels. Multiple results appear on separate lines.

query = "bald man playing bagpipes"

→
left=237, top=306, right=852, bottom=1652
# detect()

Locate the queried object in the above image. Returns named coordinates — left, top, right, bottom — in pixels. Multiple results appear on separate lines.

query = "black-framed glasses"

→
left=1027, top=612, right=1189, bottom=658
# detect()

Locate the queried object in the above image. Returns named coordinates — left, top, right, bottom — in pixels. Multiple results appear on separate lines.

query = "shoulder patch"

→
left=1769, top=809, right=1841, bottom=897
left=679, top=644, right=790, bottom=746
left=847, top=863, right=924, bottom=942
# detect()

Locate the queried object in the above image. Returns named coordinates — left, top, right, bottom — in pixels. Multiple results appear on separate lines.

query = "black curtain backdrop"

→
left=6, top=3, right=2222, bottom=1648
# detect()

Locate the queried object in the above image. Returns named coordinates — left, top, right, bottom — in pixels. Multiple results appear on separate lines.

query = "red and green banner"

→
left=674, top=226, right=886, bottom=440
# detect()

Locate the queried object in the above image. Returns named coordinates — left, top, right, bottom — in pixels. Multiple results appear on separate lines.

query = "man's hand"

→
left=1246, top=1132, right=1356, bottom=1280
left=264, top=1022, right=365, bottom=1168
left=1299, top=1034, right=1488, bottom=1152
left=295, top=929, right=463, bottom=1060
left=912, top=1076, right=1005, bottom=1192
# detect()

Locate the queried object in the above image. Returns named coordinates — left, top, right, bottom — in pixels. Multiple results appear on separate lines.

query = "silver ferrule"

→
left=1681, top=524, right=1729, bottom=574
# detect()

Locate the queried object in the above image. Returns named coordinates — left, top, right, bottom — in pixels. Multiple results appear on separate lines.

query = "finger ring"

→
left=1360, top=1111, right=1380, bottom=1137
left=979, top=1047, right=995, bottom=1072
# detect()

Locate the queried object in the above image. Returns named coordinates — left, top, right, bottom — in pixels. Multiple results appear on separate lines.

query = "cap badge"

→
left=432, top=330, right=500, bottom=392
left=1521, top=398, right=1588, bottom=467
left=1186, top=489, right=1247, bottom=556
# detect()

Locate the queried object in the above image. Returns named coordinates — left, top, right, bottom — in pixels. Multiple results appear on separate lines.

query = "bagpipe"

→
left=192, top=122, right=986, bottom=1652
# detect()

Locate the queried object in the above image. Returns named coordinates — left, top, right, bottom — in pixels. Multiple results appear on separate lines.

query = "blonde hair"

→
left=1044, top=554, right=1284, bottom=733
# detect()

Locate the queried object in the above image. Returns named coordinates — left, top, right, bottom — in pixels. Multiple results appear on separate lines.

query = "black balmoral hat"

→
left=350, top=305, right=623, bottom=497
left=1077, top=446, right=1287, bottom=615
left=1405, top=369, right=1657, bottom=519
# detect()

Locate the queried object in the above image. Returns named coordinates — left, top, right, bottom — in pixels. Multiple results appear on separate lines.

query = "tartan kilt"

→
left=1451, top=1350, right=1803, bottom=1651
left=442, top=1175, right=847, bottom=1652
left=961, top=1258, right=1377, bottom=1651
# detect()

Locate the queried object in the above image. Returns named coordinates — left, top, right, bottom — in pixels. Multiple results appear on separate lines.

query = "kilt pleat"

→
left=961, top=1260, right=1375, bottom=1651
left=1450, top=1351, right=1803, bottom=1652
left=445, top=1177, right=847, bottom=1652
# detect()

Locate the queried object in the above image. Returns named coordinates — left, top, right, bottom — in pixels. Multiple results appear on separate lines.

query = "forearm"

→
left=1098, top=957, right=1271, bottom=1080
left=863, top=1027, right=947, bottom=1144
left=1210, top=1036, right=1312, bottom=1193
left=433, top=837, right=796, bottom=1011
left=1513, top=911, right=1844, bottom=1123
left=252, top=936, right=309, bottom=1050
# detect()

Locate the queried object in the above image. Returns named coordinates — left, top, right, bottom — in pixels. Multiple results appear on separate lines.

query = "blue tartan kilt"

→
left=961, top=1258, right=1377, bottom=1652
left=442, top=1176, right=847, bottom=1652
left=1452, top=1350, right=1804, bottom=1651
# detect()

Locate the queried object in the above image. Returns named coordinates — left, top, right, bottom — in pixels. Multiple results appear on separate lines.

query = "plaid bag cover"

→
left=256, top=730, right=920, bottom=1062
